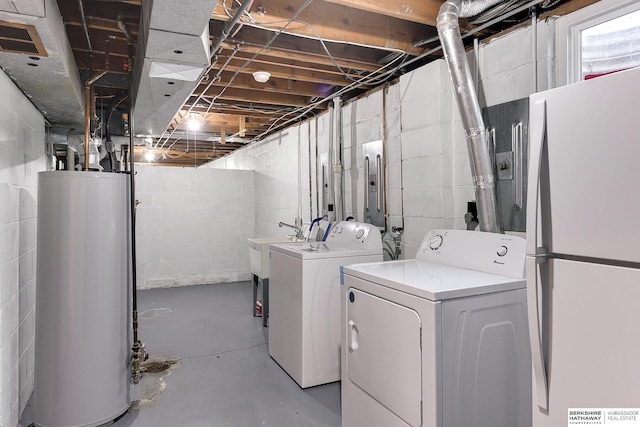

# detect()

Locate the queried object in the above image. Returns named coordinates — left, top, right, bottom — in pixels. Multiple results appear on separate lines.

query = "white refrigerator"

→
left=526, top=66, right=640, bottom=427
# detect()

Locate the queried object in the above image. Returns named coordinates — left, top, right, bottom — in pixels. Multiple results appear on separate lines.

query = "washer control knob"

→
left=428, top=234, right=443, bottom=250
left=497, top=246, right=508, bottom=257
left=356, top=229, right=365, bottom=239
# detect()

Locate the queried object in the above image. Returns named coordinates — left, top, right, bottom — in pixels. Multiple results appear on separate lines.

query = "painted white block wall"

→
left=209, top=22, right=550, bottom=263
left=342, top=88, right=385, bottom=222
left=209, top=119, right=330, bottom=238
left=399, top=59, right=456, bottom=258
left=0, top=12, right=571, bottom=427
left=134, top=166, right=254, bottom=289
left=0, top=69, right=46, bottom=427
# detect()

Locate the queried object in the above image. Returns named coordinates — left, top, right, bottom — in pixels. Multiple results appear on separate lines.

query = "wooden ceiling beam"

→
left=318, top=0, right=442, bottom=26
left=213, top=23, right=389, bottom=65
left=211, top=58, right=356, bottom=87
left=220, top=40, right=383, bottom=73
left=210, top=0, right=435, bottom=54
left=176, top=105, right=283, bottom=122
left=198, top=71, right=327, bottom=99
left=221, top=51, right=377, bottom=80
left=194, top=87, right=312, bottom=108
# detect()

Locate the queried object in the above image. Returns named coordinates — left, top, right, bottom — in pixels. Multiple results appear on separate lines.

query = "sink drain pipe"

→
left=437, top=0, right=503, bottom=233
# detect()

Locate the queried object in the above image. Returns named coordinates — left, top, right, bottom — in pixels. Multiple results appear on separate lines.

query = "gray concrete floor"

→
left=20, top=282, right=341, bottom=427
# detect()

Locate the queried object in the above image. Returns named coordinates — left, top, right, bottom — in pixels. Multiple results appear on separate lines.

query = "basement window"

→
left=557, top=0, right=640, bottom=84
left=0, top=21, right=48, bottom=57
left=581, top=9, right=640, bottom=80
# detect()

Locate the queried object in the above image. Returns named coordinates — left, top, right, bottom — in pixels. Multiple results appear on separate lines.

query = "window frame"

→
left=556, top=0, right=640, bottom=86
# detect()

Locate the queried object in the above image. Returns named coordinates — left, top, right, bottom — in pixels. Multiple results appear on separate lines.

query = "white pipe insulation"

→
left=332, top=97, right=344, bottom=222
left=437, top=0, right=503, bottom=233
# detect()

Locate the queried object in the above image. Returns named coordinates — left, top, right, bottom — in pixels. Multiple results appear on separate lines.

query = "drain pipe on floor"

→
left=437, top=0, right=503, bottom=233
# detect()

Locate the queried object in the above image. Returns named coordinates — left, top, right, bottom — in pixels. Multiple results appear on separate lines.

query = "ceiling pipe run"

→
left=437, top=0, right=503, bottom=233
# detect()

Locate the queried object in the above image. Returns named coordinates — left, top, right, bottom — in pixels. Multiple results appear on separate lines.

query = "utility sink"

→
left=248, top=236, right=303, bottom=326
left=248, top=236, right=302, bottom=279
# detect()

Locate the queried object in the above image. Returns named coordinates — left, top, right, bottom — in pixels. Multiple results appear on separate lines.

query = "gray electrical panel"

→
left=363, top=140, right=385, bottom=228
left=482, top=98, right=529, bottom=232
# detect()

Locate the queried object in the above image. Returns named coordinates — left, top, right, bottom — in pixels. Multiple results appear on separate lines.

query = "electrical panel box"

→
left=482, top=98, right=529, bottom=232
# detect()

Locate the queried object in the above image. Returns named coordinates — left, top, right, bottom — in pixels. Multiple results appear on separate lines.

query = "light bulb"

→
left=188, top=114, right=201, bottom=130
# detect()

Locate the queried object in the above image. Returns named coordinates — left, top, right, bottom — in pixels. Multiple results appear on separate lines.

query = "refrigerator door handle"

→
left=526, top=99, right=546, bottom=256
left=527, top=256, right=549, bottom=411
left=526, top=98, right=549, bottom=411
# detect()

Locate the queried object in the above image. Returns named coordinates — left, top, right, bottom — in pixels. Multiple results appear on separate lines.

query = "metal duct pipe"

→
left=437, top=0, right=503, bottom=233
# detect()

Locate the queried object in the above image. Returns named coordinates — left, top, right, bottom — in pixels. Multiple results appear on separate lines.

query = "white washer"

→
left=269, top=221, right=383, bottom=388
left=341, top=229, right=531, bottom=427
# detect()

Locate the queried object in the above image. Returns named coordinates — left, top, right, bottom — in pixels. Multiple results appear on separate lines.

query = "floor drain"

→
left=141, top=359, right=177, bottom=374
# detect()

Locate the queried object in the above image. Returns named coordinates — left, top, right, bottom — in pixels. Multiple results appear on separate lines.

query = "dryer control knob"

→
left=428, top=234, right=443, bottom=250
left=497, top=245, right=508, bottom=257
left=356, top=229, right=365, bottom=239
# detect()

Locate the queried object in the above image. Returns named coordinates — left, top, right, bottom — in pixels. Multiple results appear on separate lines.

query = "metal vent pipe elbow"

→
left=437, top=0, right=503, bottom=233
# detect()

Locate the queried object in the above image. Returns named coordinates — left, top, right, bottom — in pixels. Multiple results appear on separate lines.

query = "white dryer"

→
left=269, top=221, right=383, bottom=388
left=341, top=229, right=531, bottom=427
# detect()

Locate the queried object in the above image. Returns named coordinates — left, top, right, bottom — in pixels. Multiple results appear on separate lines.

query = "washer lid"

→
left=342, top=260, right=525, bottom=301
left=269, top=241, right=381, bottom=260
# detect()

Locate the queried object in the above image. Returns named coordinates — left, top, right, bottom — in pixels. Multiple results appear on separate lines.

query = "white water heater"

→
left=35, top=171, right=131, bottom=427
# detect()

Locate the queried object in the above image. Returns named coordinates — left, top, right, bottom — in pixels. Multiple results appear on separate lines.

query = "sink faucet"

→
left=307, top=215, right=328, bottom=242
left=279, top=221, right=304, bottom=240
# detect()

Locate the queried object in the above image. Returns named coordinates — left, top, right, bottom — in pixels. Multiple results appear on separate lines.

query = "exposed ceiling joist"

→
left=0, top=0, right=593, bottom=167
left=318, top=0, right=443, bottom=26
left=210, top=0, right=436, bottom=55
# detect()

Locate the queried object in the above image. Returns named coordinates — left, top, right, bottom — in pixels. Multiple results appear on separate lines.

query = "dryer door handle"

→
left=348, top=320, right=359, bottom=352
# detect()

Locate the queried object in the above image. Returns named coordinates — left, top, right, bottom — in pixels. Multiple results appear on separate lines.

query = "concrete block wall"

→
left=209, top=23, right=550, bottom=261
left=398, top=59, right=461, bottom=258
left=0, top=70, right=46, bottom=427
left=134, top=165, right=254, bottom=289
left=210, top=118, right=331, bottom=239
left=341, top=88, right=385, bottom=223
left=479, top=22, right=552, bottom=107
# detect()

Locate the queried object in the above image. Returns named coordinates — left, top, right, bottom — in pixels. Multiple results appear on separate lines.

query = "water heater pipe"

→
left=437, top=0, right=503, bottom=233
left=83, top=85, right=91, bottom=170
left=127, top=39, right=143, bottom=383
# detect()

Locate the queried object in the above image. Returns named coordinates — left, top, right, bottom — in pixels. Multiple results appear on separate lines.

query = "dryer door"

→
left=346, top=287, right=422, bottom=427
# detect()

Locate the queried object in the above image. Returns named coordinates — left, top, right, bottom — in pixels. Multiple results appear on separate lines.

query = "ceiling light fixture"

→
left=253, top=71, right=271, bottom=83
left=188, top=113, right=201, bottom=130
